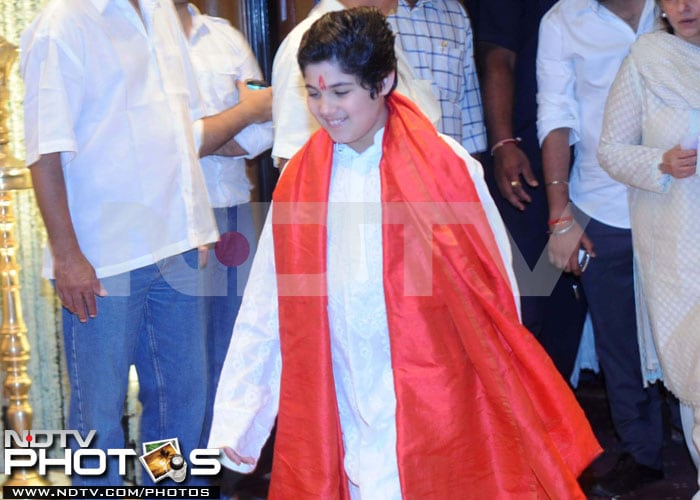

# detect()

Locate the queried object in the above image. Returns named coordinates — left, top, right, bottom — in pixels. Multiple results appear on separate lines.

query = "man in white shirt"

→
left=173, top=0, right=273, bottom=448
left=536, top=0, right=663, bottom=495
left=21, top=0, right=269, bottom=486
left=271, top=0, right=441, bottom=168
left=387, top=0, right=487, bottom=156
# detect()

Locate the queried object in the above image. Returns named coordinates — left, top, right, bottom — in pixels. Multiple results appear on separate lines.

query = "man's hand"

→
left=547, top=221, right=595, bottom=276
left=236, top=80, right=272, bottom=124
left=53, top=251, right=107, bottom=322
left=493, top=144, right=539, bottom=210
left=660, top=145, right=697, bottom=179
left=29, top=152, right=107, bottom=322
left=198, top=245, right=210, bottom=269
left=478, top=42, right=539, bottom=210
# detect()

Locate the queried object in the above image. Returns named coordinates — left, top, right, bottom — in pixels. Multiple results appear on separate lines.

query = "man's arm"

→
left=478, top=42, right=537, bottom=210
left=541, top=128, right=594, bottom=275
left=535, top=13, right=594, bottom=275
left=198, top=80, right=272, bottom=157
left=30, top=153, right=105, bottom=322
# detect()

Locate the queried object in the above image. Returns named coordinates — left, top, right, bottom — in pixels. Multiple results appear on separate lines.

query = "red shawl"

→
left=270, top=93, right=600, bottom=499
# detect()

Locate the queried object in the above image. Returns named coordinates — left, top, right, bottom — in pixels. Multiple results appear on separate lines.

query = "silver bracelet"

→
left=550, top=220, right=575, bottom=235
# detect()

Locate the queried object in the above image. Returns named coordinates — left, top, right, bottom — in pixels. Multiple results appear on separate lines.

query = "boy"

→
left=210, top=8, right=599, bottom=499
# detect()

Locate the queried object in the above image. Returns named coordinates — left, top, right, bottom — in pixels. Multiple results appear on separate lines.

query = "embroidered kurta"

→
left=209, top=128, right=517, bottom=498
left=598, top=31, right=700, bottom=405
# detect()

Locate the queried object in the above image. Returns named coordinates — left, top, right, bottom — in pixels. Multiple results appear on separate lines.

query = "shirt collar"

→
left=335, top=128, right=385, bottom=170
left=399, top=0, right=432, bottom=8
left=569, top=0, right=602, bottom=16
left=89, top=0, right=111, bottom=14
left=187, top=3, right=209, bottom=41
left=584, top=0, right=656, bottom=22
left=90, top=0, right=165, bottom=16
left=587, top=0, right=601, bottom=14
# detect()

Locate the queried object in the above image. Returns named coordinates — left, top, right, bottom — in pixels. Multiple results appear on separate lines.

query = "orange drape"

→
left=270, top=93, right=600, bottom=499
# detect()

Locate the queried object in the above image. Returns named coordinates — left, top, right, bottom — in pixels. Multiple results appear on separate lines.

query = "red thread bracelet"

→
left=490, top=137, right=522, bottom=156
left=548, top=215, right=573, bottom=226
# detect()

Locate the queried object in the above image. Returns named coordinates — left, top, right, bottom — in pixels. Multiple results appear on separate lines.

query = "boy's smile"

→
left=304, top=60, right=393, bottom=153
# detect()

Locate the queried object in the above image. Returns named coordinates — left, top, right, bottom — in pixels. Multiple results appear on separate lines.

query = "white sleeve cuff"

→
left=192, top=119, right=204, bottom=154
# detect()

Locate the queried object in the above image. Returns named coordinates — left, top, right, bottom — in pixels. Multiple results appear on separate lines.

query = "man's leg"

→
left=581, top=218, right=663, bottom=469
left=64, top=271, right=145, bottom=485
left=134, top=248, right=208, bottom=486
left=582, top=217, right=664, bottom=497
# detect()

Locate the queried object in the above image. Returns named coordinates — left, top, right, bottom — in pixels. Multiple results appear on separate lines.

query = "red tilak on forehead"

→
left=319, top=75, right=327, bottom=91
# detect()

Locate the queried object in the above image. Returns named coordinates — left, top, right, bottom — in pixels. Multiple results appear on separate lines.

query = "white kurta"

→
left=598, top=31, right=700, bottom=405
left=208, top=128, right=517, bottom=497
left=326, top=134, right=400, bottom=499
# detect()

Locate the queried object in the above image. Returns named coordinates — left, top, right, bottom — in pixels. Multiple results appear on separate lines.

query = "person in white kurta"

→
left=208, top=127, right=517, bottom=498
left=210, top=9, right=603, bottom=499
left=598, top=26, right=700, bottom=497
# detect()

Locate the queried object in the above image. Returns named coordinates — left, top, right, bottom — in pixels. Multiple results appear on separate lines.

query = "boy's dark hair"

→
left=297, top=7, right=398, bottom=98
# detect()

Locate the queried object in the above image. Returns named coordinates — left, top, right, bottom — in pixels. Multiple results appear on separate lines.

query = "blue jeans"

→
left=200, top=204, right=258, bottom=446
left=63, top=248, right=207, bottom=486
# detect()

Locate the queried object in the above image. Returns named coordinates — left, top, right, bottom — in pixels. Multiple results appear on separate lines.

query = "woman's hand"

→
left=660, top=145, right=697, bottom=178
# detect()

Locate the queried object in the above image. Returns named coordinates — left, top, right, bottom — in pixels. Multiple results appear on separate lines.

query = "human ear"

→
left=379, top=71, right=396, bottom=96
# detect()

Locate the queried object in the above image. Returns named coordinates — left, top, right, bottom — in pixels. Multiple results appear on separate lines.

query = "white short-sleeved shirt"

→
left=21, top=0, right=218, bottom=278
left=536, top=0, right=656, bottom=228
left=186, top=4, right=273, bottom=208
left=270, top=0, right=441, bottom=163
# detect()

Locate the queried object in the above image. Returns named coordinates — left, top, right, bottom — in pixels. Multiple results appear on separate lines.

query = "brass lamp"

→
left=0, top=36, right=50, bottom=487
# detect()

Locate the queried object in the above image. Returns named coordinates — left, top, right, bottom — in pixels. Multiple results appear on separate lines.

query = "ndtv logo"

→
left=4, top=431, right=221, bottom=480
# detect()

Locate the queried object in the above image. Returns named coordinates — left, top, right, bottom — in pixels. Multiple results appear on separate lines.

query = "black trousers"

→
left=580, top=216, right=663, bottom=469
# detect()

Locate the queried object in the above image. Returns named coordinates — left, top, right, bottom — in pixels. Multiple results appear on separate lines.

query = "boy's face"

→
left=304, top=60, right=392, bottom=153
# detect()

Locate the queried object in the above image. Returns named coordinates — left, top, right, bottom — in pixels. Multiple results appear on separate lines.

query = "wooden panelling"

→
left=191, top=1, right=316, bottom=44
left=275, top=0, right=314, bottom=40
left=192, top=0, right=241, bottom=29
